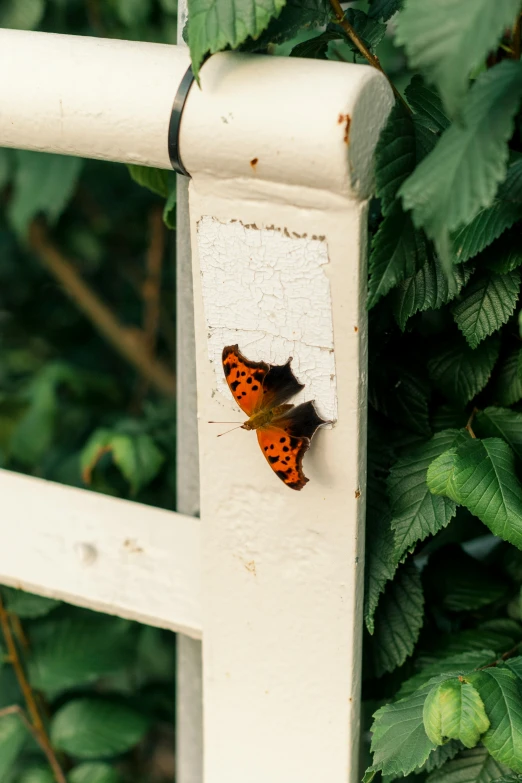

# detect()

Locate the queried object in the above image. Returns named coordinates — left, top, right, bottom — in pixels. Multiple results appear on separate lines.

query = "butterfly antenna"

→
left=216, top=424, right=244, bottom=438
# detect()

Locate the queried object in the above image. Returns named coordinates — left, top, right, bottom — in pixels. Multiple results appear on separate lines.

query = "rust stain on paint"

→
left=250, top=157, right=259, bottom=170
left=338, top=113, right=351, bottom=144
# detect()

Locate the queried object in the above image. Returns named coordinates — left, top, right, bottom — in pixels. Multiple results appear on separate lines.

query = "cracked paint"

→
left=197, top=216, right=337, bottom=421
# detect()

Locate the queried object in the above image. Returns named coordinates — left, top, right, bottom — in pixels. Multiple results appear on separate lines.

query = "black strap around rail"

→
left=168, top=64, right=195, bottom=177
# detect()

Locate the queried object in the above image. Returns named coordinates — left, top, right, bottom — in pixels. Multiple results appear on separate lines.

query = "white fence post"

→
left=180, top=53, right=393, bottom=782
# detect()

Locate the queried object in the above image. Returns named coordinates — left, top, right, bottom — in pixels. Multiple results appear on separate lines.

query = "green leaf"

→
left=399, top=61, right=522, bottom=266
left=81, top=428, right=164, bottom=495
left=388, top=429, right=467, bottom=564
left=405, top=76, right=450, bottom=134
left=9, top=151, right=83, bottom=237
left=426, top=746, right=512, bottom=783
left=452, top=201, right=522, bottom=266
left=424, top=545, right=508, bottom=613
left=452, top=270, right=521, bottom=349
left=365, top=474, right=396, bottom=634
left=397, top=650, right=496, bottom=700
left=467, top=667, right=522, bottom=772
left=68, top=763, right=120, bottom=783
left=29, top=612, right=136, bottom=695
left=187, top=0, right=286, bottom=77
left=127, top=165, right=171, bottom=198
left=339, top=9, right=386, bottom=53
left=51, top=698, right=149, bottom=759
left=419, top=741, right=464, bottom=774
left=162, top=180, right=177, bottom=230
left=370, top=689, right=437, bottom=776
left=290, top=29, right=338, bottom=59
left=372, top=560, right=424, bottom=676
left=393, top=256, right=471, bottom=331
left=368, top=203, right=428, bottom=308
left=2, top=587, right=60, bottom=619
left=17, top=768, right=55, bottom=783
left=493, top=348, right=522, bottom=406
left=368, top=0, right=402, bottom=22
left=375, top=101, right=436, bottom=216
left=481, top=228, right=522, bottom=274
left=396, top=0, right=522, bottom=117
left=0, top=713, right=28, bottom=779
left=245, top=0, right=329, bottom=50
left=428, top=438, right=522, bottom=550
left=370, top=364, right=432, bottom=436
left=423, top=678, right=490, bottom=748
left=475, top=407, right=522, bottom=462
left=427, top=336, right=500, bottom=404
left=507, top=656, right=522, bottom=682
left=0, top=0, right=45, bottom=29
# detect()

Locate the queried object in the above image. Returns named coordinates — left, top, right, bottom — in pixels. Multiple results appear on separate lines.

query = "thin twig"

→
left=29, top=221, right=176, bottom=397
left=479, top=642, right=522, bottom=670
left=0, top=598, right=67, bottom=783
left=328, top=0, right=410, bottom=111
left=465, top=407, right=478, bottom=439
left=513, top=13, right=522, bottom=60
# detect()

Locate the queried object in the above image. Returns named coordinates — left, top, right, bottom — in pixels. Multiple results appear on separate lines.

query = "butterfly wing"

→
left=257, top=426, right=310, bottom=490
left=222, top=345, right=305, bottom=417
left=257, top=401, right=328, bottom=491
left=222, top=345, right=269, bottom=416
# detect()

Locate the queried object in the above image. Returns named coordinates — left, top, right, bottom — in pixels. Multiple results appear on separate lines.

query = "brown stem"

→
left=479, top=642, right=522, bottom=669
left=328, top=0, right=410, bottom=111
left=28, top=221, right=176, bottom=398
left=513, top=13, right=522, bottom=59
left=465, top=407, right=478, bottom=439
left=0, top=599, right=67, bottom=783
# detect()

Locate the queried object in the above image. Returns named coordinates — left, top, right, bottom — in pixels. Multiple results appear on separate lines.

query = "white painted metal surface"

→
left=0, top=469, right=202, bottom=638
left=0, top=29, right=189, bottom=167
left=185, top=53, right=393, bottom=783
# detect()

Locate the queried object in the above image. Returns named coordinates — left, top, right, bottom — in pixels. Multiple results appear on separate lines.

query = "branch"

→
left=465, top=407, right=478, bottom=439
left=0, top=598, right=67, bottom=783
left=29, top=221, right=176, bottom=397
left=328, top=0, right=410, bottom=111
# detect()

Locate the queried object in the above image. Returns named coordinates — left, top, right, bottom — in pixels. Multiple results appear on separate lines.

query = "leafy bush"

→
left=181, top=0, right=522, bottom=779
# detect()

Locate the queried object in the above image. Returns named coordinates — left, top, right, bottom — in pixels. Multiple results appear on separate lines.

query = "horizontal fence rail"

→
left=0, top=469, right=202, bottom=637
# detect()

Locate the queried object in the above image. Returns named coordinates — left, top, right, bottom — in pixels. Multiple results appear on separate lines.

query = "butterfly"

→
left=222, top=344, right=328, bottom=490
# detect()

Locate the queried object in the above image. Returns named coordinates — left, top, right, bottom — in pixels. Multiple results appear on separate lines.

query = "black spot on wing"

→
left=230, top=380, right=240, bottom=392
left=268, top=455, right=279, bottom=464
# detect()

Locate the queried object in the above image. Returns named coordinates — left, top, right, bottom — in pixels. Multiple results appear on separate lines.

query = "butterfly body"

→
left=222, top=344, right=328, bottom=490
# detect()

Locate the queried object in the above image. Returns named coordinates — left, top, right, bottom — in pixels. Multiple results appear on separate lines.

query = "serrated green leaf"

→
left=28, top=611, right=136, bottom=695
left=51, top=698, right=149, bottom=759
left=375, top=101, right=436, bottom=216
left=127, top=165, right=171, bottom=198
left=393, top=256, right=471, bottom=331
left=428, top=438, right=522, bottom=550
left=0, top=713, right=28, bottom=779
left=290, top=28, right=338, bottom=59
left=339, top=9, right=386, bottom=53
left=372, top=560, right=424, bottom=676
left=365, top=474, right=396, bottom=634
left=368, top=203, right=428, bottom=308
left=475, top=407, right=522, bottom=462
left=368, top=0, right=402, bottom=22
left=481, top=228, right=522, bottom=274
left=490, top=776, right=522, bottom=783
left=81, top=428, right=164, bottom=495
left=389, top=429, right=468, bottom=564
left=421, top=622, right=522, bottom=665
left=424, top=545, right=508, bottom=613
left=397, top=650, right=496, bottom=700
left=187, top=0, right=286, bottom=76
left=452, top=201, right=522, bottom=266
left=370, top=688, right=437, bottom=776
left=428, top=336, right=500, bottom=404
left=452, top=270, right=521, bottom=349
left=8, top=151, right=83, bottom=237
left=405, top=76, right=450, bottom=134
left=69, top=763, right=120, bottom=783
left=399, top=61, right=522, bottom=267
left=423, top=678, right=490, bottom=747
left=2, top=587, right=60, bottom=619
left=426, top=746, right=512, bottom=783
left=507, top=656, right=522, bottom=682
left=396, top=0, right=522, bottom=117
left=244, top=0, right=330, bottom=50
left=493, top=348, right=522, bottom=406
left=419, top=741, right=464, bottom=774
left=467, top=667, right=522, bottom=772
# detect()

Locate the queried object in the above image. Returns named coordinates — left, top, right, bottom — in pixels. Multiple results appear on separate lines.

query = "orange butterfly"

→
left=222, top=344, right=328, bottom=490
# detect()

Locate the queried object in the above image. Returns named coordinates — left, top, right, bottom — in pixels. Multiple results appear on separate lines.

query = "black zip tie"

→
left=168, top=64, right=195, bottom=177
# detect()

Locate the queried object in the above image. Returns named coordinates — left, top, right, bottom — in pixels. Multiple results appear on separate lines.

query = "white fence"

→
left=0, top=23, right=393, bottom=783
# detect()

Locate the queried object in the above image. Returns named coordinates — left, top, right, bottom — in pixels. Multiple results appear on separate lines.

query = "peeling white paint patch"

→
left=196, top=216, right=337, bottom=421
